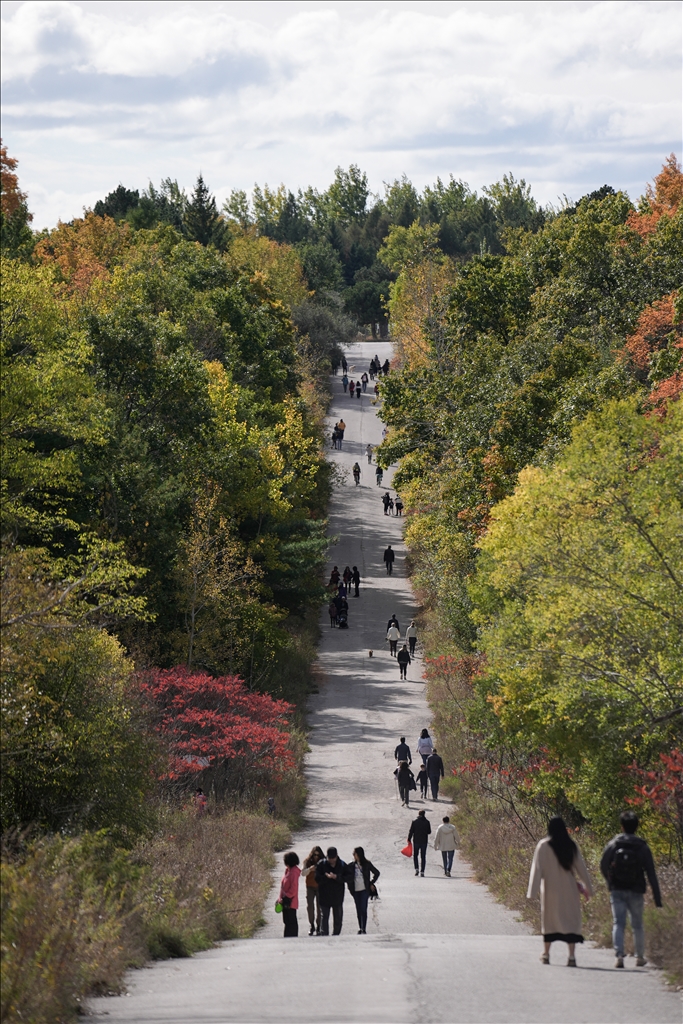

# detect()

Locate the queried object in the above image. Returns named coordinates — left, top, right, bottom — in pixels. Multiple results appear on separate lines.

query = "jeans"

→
left=441, top=850, right=454, bottom=873
left=306, top=887, right=321, bottom=932
left=386, top=562, right=393, bottom=574
left=353, top=889, right=369, bottom=931
left=321, top=902, right=344, bottom=935
left=282, top=908, right=298, bottom=937
left=430, top=776, right=440, bottom=799
left=399, top=664, right=407, bottom=679
left=610, top=890, right=645, bottom=957
left=413, top=842, right=427, bottom=873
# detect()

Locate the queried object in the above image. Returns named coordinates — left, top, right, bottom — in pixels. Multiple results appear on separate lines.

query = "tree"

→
left=184, top=174, right=227, bottom=248
left=0, top=141, right=34, bottom=259
left=93, top=184, right=140, bottom=222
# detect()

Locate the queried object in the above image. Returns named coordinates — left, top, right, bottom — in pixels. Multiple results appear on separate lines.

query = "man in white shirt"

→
left=386, top=624, right=400, bottom=656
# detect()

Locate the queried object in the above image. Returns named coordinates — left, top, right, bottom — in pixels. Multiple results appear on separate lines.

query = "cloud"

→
left=1, top=0, right=680, bottom=227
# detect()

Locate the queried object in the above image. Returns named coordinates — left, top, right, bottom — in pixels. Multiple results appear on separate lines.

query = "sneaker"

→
left=420, top=871, right=424, bottom=877
left=309, top=926, right=315, bottom=936
left=415, top=869, right=419, bottom=876
left=636, top=957, right=647, bottom=967
left=615, top=956, right=624, bottom=969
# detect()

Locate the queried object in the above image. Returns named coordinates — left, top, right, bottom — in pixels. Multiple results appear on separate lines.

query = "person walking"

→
left=426, top=748, right=444, bottom=800
left=397, top=644, right=411, bottom=679
left=341, top=355, right=348, bottom=373
left=342, top=373, right=349, bottom=393
left=416, top=764, right=428, bottom=799
left=349, top=379, right=356, bottom=398
left=408, top=809, right=431, bottom=876
left=337, top=419, right=346, bottom=450
left=375, top=465, right=383, bottom=486
left=329, top=566, right=340, bottom=587
left=396, top=760, right=414, bottom=806
left=382, top=358, right=390, bottom=376
left=361, top=372, right=369, bottom=392
left=315, top=847, right=347, bottom=935
left=387, top=496, right=395, bottom=515
left=386, top=622, right=400, bottom=657
left=343, top=566, right=352, bottom=590
left=351, top=565, right=361, bottom=597
left=328, top=599, right=338, bottom=627
left=346, top=847, right=380, bottom=934
left=382, top=492, right=391, bottom=515
left=434, top=816, right=459, bottom=877
left=416, top=728, right=433, bottom=764
left=278, top=851, right=301, bottom=937
left=383, top=544, right=395, bottom=575
left=302, top=846, right=324, bottom=935
left=331, top=427, right=339, bottom=450
left=394, top=737, right=412, bottom=764
left=387, top=613, right=400, bottom=633
left=600, top=810, right=662, bottom=968
left=353, top=463, right=361, bottom=485
left=406, top=620, right=418, bottom=656
left=527, top=817, right=594, bottom=966
left=355, top=380, right=362, bottom=399
left=366, top=443, right=373, bottom=464
left=395, top=496, right=404, bottom=517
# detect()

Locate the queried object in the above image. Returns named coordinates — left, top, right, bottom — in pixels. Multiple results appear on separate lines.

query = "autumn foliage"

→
left=0, top=141, right=31, bottom=219
left=626, top=153, right=683, bottom=237
left=622, top=292, right=683, bottom=411
left=138, top=667, right=295, bottom=792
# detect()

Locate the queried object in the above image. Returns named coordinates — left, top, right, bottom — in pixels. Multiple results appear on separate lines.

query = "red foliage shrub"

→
left=138, top=667, right=295, bottom=789
left=628, top=749, right=683, bottom=860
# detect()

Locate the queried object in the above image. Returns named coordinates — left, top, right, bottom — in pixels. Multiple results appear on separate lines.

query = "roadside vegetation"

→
left=374, top=156, right=682, bottom=984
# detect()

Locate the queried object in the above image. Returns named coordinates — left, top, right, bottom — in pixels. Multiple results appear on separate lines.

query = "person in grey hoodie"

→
left=434, top=816, right=459, bottom=876
left=600, top=810, right=662, bottom=968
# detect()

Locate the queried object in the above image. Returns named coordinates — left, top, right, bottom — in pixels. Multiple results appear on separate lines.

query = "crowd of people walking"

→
left=279, top=845, right=380, bottom=937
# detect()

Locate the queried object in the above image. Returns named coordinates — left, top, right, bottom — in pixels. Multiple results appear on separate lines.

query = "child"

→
left=416, top=765, right=428, bottom=799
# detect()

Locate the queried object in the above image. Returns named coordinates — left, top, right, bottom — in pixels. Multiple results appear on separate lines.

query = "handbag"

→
left=274, top=901, right=283, bottom=913
left=401, top=842, right=413, bottom=858
left=369, top=882, right=379, bottom=900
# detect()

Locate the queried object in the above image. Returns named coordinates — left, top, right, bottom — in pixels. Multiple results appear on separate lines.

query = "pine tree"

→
left=184, top=173, right=226, bottom=248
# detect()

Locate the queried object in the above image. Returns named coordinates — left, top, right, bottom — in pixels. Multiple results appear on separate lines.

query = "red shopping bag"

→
left=401, top=842, right=413, bottom=858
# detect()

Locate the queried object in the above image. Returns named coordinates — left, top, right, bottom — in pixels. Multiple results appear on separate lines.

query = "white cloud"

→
left=1, top=0, right=680, bottom=227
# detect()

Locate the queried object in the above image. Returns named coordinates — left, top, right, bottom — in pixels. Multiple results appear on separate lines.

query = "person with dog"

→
left=600, top=810, right=662, bottom=968
left=386, top=622, right=400, bottom=656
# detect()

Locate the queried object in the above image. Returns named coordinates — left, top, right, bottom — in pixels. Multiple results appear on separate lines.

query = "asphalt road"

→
left=87, top=340, right=681, bottom=1024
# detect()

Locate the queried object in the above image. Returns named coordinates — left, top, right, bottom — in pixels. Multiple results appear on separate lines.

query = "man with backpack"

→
left=600, top=810, right=662, bottom=968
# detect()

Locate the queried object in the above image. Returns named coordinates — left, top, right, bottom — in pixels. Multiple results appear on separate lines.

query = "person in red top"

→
left=279, top=851, right=301, bottom=937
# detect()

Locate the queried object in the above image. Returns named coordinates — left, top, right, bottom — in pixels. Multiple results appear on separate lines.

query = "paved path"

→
left=87, top=341, right=680, bottom=1024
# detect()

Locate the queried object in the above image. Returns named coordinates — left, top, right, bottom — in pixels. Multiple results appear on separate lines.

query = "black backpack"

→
left=610, top=842, right=640, bottom=889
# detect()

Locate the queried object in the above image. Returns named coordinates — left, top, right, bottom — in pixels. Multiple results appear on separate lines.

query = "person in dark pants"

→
left=382, top=492, right=391, bottom=515
left=406, top=620, right=418, bottom=656
left=346, top=847, right=380, bottom=934
left=301, top=846, right=324, bottom=935
left=408, top=809, right=431, bottom=876
left=383, top=544, right=395, bottom=574
left=279, top=851, right=301, bottom=937
left=426, top=749, right=444, bottom=799
left=600, top=810, right=662, bottom=968
left=315, top=847, right=346, bottom=935
left=397, top=644, right=411, bottom=679
left=375, top=465, right=383, bottom=486
left=394, top=737, right=412, bottom=764
left=352, top=566, right=361, bottom=596
left=416, top=764, right=428, bottom=798
left=396, top=760, right=414, bottom=806
left=386, top=614, right=399, bottom=633
left=341, top=355, right=348, bottom=373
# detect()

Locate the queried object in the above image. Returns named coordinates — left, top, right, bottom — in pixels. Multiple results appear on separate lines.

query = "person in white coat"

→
left=416, top=728, right=433, bottom=763
left=386, top=624, right=400, bottom=656
left=527, top=816, right=594, bottom=966
left=434, top=816, right=459, bottom=876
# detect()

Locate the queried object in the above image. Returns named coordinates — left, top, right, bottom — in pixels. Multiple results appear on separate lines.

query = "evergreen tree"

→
left=184, top=173, right=227, bottom=248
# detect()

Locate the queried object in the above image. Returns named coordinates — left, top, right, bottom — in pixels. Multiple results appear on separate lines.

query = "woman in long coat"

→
left=527, top=816, right=593, bottom=966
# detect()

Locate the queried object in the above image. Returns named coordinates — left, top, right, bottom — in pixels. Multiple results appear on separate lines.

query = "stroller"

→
left=337, top=610, right=349, bottom=629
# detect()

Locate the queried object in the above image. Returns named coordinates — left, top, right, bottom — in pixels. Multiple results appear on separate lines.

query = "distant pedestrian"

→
left=394, top=736, right=412, bottom=764
left=329, top=566, right=340, bottom=587
left=341, top=355, right=348, bottom=373
left=382, top=358, right=390, bottom=375
left=395, top=497, right=403, bottom=517
left=383, top=544, right=395, bottom=575
left=331, top=427, right=339, bottom=449
left=349, top=379, right=356, bottom=398
left=346, top=847, right=380, bottom=934
left=408, top=809, right=431, bottom=876
left=331, top=355, right=339, bottom=375
left=382, top=492, right=391, bottom=515
left=386, top=614, right=399, bottom=633
left=302, top=846, right=324, bottom=935
left=351, top=566, right=361, bottom=597
left=361, top=373, right=369, bottom=392
left=194, top=787, right=207, bottom=815
left=328, top=599, right=338, bottom=627
left=374, top=384, right=380, bottom=397
left=600, top=810, right=662, bottom=969
left=375, top=465, right=383, bottom=486
left=527, top=817, right=593, bottom=966
left=386, top=623, right=400, bottom=656
left=426, top=749, right=444, bottom=799
left=417, top=728, right=433, bottom=763
left=267, top=796, right=276, bottom=815
left=278, top=851, right=301, bottom=937
left=387, top=497, right=394, bottom=515
left=342, top=373, right=349, bottom=392
left=397, top=644, right=411, bottom=679
left=366, top=443, right=373, bottom=464
left=343, top=566, right=352, bottom=589
left=416, top=764, right=428, bottom=798
left=406, top=621, right=418, bottom=656
left=356, top=380, right=362, bottom=398
left=315, top=847, right=347, bottom=935
left=353, top=463, right=361, bottom=485
left=396, top=760, right=414, bottom=806
left=434, top=816, right=459, bottom=876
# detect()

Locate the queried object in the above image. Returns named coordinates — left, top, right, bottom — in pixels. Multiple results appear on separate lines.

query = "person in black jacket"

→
left=315, top=847, right=347, bottom=935
left=408, top=809, right=431, bottom=876
left=386, top=614, right=399, bottom=633
left=345, top=847, right=380, bottom=934
left=426, top=749, right=445, bottom=800
left=600, top=811, right=662, bottom=968
left=383, top=544, right=395, bottom=575
left=351, top=566, right=361, bottom=597
left=416, top=763, right=428, bottom=799
left=397, top=644, right=411, bottom=679
left=395, top=760, right=414, bottom=806
left=394, top=737, right=412, bottom=764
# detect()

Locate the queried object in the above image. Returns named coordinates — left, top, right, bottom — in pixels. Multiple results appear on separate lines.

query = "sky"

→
left=1, top=0, right=681, bottom=229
